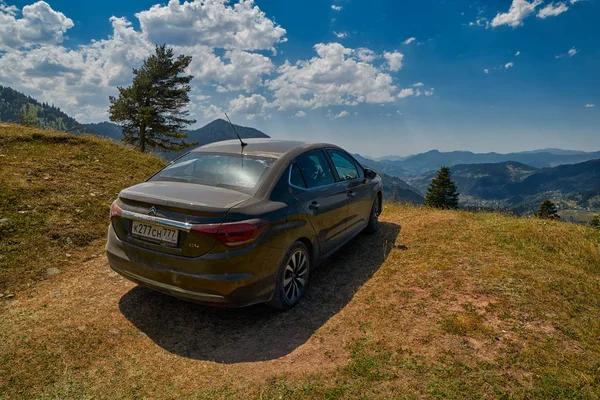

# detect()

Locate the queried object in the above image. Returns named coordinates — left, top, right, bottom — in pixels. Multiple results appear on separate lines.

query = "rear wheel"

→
left=268, top=241, right=310, bottom=310
left=363, top=195, right=381, bottom=234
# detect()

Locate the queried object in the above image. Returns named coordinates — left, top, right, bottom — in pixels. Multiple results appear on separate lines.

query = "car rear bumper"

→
left=105, top=224, right=283, bottom=307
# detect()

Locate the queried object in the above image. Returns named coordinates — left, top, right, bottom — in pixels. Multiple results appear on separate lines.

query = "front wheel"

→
left=363, top=195, right=381, bottom=234
left=267, top=241, right=310, bottom=310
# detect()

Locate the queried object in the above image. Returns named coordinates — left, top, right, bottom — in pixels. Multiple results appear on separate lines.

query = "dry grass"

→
left=0, top=124, right=164, bottom=293
left=1, top=125, right=600, bottom=399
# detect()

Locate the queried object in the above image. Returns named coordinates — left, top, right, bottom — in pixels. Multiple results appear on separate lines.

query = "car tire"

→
left=363, top=195, right=381, bottom=234
left=268, top=241, right=310, bottom=310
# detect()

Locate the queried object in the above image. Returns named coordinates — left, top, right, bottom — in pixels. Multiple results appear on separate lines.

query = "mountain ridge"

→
left=356, top=148, right=600, bottom=177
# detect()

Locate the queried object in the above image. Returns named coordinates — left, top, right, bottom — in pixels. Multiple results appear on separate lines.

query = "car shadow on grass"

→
left=119, top=221, right=401, bottom=363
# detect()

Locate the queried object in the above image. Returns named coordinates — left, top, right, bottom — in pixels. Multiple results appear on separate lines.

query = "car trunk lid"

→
left=112, top=181, right=251, bottom=257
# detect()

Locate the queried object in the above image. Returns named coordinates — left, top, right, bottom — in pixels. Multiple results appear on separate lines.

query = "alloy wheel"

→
left=283, top=249, right=308, bottom=302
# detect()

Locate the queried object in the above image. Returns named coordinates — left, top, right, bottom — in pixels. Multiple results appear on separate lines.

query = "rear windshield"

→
left=149, top=152, right=276, bottom=195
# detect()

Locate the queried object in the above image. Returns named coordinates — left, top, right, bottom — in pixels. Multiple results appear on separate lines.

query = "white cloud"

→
left=186, top=48, right=275, bottom=92
left=0, top=1, right=74, bottom=50
left=424, top=88, right=435, bottom=96
left=199, top=104, right=224, bottom=120
left=0, top=1, right=18, bottom=15
left=537, top=2, right=569, bottom=18
left=556, top=46, right=578, bottom=58
left=0, top=1, right=427, bottom=123
left=402, top=37, right=416, bottom=45
left=331, top=5, right=342, bottom=11
left=412, top=82, right=424, bottom=87
left=469, top=17, right=489, bottom=27
left=355, top=48, right=376, bottom=62
left=383, top=50, right=404, bottom=72
left=0, top=16, right=153, bottom=121
left=515, top=51, right=521, bottom=56
left=584, top=104, right=595, bottom=108
left=332, top=110, right=349, bottom=119
left=228, top=93, right=269, bottom=119
left=333, top=31, right=348, bottom=39
left=505, top=62, right=514, bottom=69
left=135, top=0, right=286, bottom=52
left=568, top=47, right=578, bottom=57
left=0, top=0, right=287, bottom=122
left=484, top=68, right=489, bottom=74
left=397, top=88, right=414, bottom=99
left=293, top=110, right=307, bottom=118
left=267, top=43, right=397, bottom=110
left=491, top=0, right=542, bottom=28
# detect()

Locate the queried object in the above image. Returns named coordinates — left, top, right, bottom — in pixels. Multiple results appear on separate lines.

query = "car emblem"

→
left=148, top=206, right=157, bottom=216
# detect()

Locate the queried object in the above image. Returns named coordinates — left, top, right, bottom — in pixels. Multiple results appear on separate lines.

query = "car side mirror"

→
left=364, top=168, right=377, bottom=180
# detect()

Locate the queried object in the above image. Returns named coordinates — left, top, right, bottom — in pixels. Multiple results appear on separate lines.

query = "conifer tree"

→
left=590, top=214, right=599, bottom=229
left=424, top=166, right=460, bottom=209
left=109, top=45, right=197, bottom=153
left=535, top=200, right=560, bottom=220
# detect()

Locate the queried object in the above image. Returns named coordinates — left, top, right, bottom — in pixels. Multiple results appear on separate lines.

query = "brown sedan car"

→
left=106, top=139, right=382, bottom=309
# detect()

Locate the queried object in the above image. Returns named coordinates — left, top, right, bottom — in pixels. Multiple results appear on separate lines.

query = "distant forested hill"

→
left=82, top=122, right=124, bottom=140
left=408, top=160, right=600, bottom=214
left=353, top=153, right=411, bottom=179
left=407, top=161, right=539, bottom=200
left=83, top=119, right=272, bottom=159
left=379, top=172, right=424, bottom=204
left=0, top=86, right=91, bottom=134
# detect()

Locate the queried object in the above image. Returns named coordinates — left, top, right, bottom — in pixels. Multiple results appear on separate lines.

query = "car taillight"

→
left=190, top=218, right=269, bottom=248
left=109, top=201, right=122, bottom=221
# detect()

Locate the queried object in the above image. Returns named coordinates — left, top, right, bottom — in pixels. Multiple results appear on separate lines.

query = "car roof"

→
left=190, top=138, right=338, bottom=159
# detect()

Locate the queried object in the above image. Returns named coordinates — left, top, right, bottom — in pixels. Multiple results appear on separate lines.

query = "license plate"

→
left=131, top=221, right=179, bottom=245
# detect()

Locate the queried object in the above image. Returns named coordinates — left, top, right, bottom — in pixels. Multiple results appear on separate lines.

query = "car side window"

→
left=289, top=163, right=307, bottom=188
left=294, top=150, right=336, bottom=188
left=353, top=159, right=364, bottom=179
left=327, top=149, right=359, bottom=181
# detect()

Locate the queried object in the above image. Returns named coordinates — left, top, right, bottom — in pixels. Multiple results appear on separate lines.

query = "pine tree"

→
left=535, top=200, right=560, bottom=220
left=590, top=214, right=600, bottom=229
left=108, top=45, right=197, bottom=153
left=424, top=166, right=460, bottom=209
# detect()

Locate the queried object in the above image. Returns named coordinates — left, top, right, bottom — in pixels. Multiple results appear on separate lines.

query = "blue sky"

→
left=1, top=0, right=598, bottom=157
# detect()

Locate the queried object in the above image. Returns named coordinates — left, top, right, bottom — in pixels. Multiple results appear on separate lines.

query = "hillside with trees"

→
left=0, top=86, right=90, bottom=134
left=408, top=160, right=600, bottom=215
left=378, top=172, right=424, bottom=204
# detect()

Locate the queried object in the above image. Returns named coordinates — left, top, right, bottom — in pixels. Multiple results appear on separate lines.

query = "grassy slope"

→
left=1, top=125, right=600, bottom=399
left=0, top=124, right=164, bottom=292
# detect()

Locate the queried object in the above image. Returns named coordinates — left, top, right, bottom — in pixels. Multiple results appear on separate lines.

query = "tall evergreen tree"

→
left=535, top=200, right=560, bottom=220
left=424, top=166, right=460, bottom=209
left=108, top=45, right=197, bottom=153
left=589, top=214, right=599, bottom=229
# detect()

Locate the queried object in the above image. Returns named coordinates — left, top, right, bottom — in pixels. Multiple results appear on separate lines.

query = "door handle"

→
left=347, top=190, right=356, bottom=198
left=308, top=201, right=319, bottom=211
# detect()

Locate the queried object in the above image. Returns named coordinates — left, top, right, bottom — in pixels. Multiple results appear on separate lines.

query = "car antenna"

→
left=224, top=112, right=247, bottom=150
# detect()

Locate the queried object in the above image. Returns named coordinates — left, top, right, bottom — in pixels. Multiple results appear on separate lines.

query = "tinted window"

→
left=327, top=149, right=359, bottom=181
left=290, top=163, right=306, bottom=188
left=295, top=150, right=336, bottom=188
left=149, top=153, right=276, bottom=195
left=353, top=159, right=364, bottom=178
